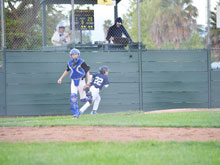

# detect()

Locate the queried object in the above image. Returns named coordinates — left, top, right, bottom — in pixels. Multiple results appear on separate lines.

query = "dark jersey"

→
left=106, top=24, right=132, bottom=43
left=91, top=73, right=109, bottom=90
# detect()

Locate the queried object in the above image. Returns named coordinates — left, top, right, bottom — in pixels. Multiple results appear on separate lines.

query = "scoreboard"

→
left=74, top=10, right=94, bottom=30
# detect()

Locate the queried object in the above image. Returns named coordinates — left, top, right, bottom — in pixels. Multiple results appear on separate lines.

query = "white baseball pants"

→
left=80, top=86, right=101, bottom=113
left=71, top=79, right=86, bottom=99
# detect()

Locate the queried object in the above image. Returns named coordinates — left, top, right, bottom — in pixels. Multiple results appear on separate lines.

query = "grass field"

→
left=0, top=111, right=220, bottom=165
left=0, top=111, right=220, bottom=127
left=0, top=141, right=220, bottom=165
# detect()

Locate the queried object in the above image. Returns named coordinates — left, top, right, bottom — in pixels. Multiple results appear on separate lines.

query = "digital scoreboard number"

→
left=75, top=10, right=94, bottom=30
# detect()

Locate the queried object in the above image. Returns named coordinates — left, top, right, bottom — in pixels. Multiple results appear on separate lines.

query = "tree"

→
left=210, top=0, right=220, bottom=49
left=210, top=0, right=220, bottom=61
left=103, top=19, right=112, bottom=40
left=4, top=1, right=69, bottom=49
left=123, top=0, right=200, bottom=49
left=180, top=31, right=204, bottom=49
left=150, top=0, right=198, bottom=49
left=5, top=0, right=41, bottom=49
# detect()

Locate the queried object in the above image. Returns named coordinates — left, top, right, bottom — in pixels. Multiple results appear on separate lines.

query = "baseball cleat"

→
left=90, top=110, right=96, bottom=115
left=73, top=116, right=78, bottom=119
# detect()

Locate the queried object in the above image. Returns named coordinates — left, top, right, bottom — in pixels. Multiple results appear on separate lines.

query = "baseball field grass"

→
left=0, top=111, right=220, bottom=165
left=0, top=141, right=220, bottom=165
left=0, top=111, right=220, bottom=127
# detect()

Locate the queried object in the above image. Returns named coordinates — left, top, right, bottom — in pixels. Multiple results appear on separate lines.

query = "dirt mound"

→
left=144, top=108, right=220, bottom=114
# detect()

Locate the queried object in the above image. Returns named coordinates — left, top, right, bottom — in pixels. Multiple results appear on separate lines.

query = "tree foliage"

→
left=4, top=1, right=70, bottom=49
left=210, top=0, right=220, bottom=49
left=5, top=0, right=41, bottom=49
left=123, top=0, right=204, bottom=49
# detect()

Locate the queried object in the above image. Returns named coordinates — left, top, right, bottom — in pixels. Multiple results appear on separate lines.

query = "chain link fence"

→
left=0, top=0, right=219, bottom=52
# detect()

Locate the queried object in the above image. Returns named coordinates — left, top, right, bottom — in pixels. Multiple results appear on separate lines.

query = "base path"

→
left=0, top=126, right=220, bottom=142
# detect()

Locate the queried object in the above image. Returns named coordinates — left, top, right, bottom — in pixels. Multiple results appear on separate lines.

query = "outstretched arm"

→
left=57, top=70, right=69, bottom=84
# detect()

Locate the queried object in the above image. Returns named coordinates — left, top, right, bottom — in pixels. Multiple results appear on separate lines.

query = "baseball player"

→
left=78, top=66, right=110, bottom=116
left=57, top=48, right=90, bottom=118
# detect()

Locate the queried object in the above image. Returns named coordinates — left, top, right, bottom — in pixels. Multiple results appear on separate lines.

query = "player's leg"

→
left=79, top=102, right=91, bottom=114
left=70, top=80, right=79, bottom=118
left=91, top=93, right=101, bottom=115
left=78, top=88, right=95, bottom=117
left=78, top=79, right=88, bottom=102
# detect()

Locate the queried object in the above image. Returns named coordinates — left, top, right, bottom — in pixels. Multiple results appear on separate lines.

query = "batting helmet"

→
left=99, top=66, right=109, bottom=74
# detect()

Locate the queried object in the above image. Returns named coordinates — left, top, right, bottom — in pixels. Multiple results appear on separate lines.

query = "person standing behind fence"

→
left=57, top=48, right=91, bottom=118
left=78, top=66, right=110, bottom=117
left=51, top=22, right=70, bottom=46
left=106, top=17, right=132, bottom=43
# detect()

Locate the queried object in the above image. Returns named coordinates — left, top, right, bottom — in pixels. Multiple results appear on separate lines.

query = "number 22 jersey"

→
left=91, top=73, right=109, bottom=90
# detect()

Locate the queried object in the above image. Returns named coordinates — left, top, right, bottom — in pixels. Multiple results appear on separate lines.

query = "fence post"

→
left=42, top=3, right=47, bottom=47
left=1, top=0, right=5, bottom=49
left=138, top=44, right=143, bottom=111
left=137, top=0, right=143, bottom=110
left=71, top=0, right=75, bottom=46
left=207, top=47, right=211, bottom=108
left=3, top=49, right=7, bottom=115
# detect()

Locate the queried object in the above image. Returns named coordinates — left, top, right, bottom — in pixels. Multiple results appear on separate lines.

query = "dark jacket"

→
left=106, top=17, right=132, bottom=43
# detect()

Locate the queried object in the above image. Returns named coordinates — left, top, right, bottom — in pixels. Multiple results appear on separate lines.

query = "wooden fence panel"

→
left=0, top=69, right=5, bottom=115
left=211, top=71, right=220, bottom=108
left=5, top=51, right=139, bottom=116
left=1, top=49, right=217, bottom=116
left=142, top=50, right=208, bottom=111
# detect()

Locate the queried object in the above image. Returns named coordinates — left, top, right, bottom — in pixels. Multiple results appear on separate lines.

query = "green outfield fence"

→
left=0, top=48, right=220, bottom=116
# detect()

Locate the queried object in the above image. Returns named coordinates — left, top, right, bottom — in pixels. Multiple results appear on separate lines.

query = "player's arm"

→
left=58, top=65, right=70, bottom=84
left=57, top=70, right=69, bottom=84
left=81, top=62, right=91, bottom=88
left=85, top=71, right=91, bottom=88
left=104, top=77, right=110, bottom=88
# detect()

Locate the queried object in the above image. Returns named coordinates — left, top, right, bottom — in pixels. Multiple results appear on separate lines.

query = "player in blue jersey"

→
left=57, top=48, right=90, bottom=118
left=78, top=66, right=110, bottom=116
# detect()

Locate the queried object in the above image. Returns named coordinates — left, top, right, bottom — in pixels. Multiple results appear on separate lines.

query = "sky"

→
left=60, top=0, right=219, bottom=42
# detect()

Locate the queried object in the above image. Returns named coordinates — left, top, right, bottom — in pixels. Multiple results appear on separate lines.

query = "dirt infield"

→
left=0, top=126, right=220, bottom=142
left=0, top=109, right=220, bottom=142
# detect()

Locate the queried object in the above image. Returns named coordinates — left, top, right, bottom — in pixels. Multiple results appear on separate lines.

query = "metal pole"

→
left=207, top=0, right=211, bottom=48
left=80, top=30, right=82, bottom=44
left=207, top=0, right=211, bottom=108
left=137, top=0, right=143, bottom=111
left=1, top=0, right=5, bottom=49
left=207, top=46, right=211, bottom=108
left=137, top=0, right=141, bottom=44
left=71, top=0, right=75, bottom=45
left=42, top=3, right=47, bottom=47
left=3, top=49, right=7, bottom=115
left=114, top=4, right=118, bottom=22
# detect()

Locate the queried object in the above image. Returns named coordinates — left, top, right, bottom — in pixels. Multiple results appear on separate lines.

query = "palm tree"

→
left=150, top=0, right=198, bottom=49
left=210, top=1, right=220, bottom=48
left=210, top=0, right=220, bottom=61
